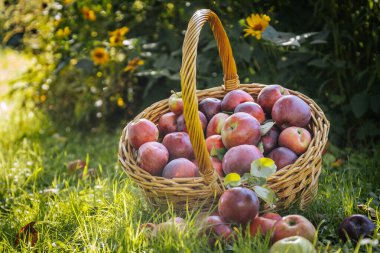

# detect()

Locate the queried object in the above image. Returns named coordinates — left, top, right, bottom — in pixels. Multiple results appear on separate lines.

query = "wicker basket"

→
left=118, top=9, right=330, bottom=212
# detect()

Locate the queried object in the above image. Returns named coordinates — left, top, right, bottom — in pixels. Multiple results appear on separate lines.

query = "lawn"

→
left=0, top=50, right=379, bottom=252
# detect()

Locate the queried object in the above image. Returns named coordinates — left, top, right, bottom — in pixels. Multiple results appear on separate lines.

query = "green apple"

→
left=269, top=236, right=316, bottom=253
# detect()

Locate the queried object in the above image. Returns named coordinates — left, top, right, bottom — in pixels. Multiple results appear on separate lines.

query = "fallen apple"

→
left=271, top=214, right=316, bottom=243
left=338, top=214, right=376, bottom=242
left=269, top=236, right=316, bottom=253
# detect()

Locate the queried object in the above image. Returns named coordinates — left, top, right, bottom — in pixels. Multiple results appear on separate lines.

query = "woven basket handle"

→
left=180, top=9, right=239, bottom=191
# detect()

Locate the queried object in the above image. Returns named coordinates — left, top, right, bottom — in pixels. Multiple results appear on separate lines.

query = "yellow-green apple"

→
left=257, top=84, right=290, bottom=114
left=199, top=98, right=222, bottom=120
left=222, top=144, right=263, bottom=175
left=168, top=92, right=183, bottom=115
left=279, top=127, right=312, bottom=155
left=206, top=112, right=229, bottom=137
left=137, top=142, right=169, bottom=176
left=338, top=214, right=376, bottom=242
left=221, top=90, right=254, bottom=112
left=272, top=95, right=311, bottom=129
left=158, top=112, right=178, bottom=136
left=218, top=187, right=259, bottom=225
left=127, top=119, right=159, bottom=149
left=271, top=215, right=316, bottom=243
left=268, top=147, right=298, bottom=170
left=177, top=111, right=207, bottom=133
left=162, top=132, right=194, bottom=160
left=269, top=236, right=316, bottom=253
left=206, top=135, right=226, bottom=157
left=162, top=158, right=199, bottom=178
left=221, top=112, right=261, bottom=148
left=234, top=102, right=266, bottom=124
left=144, top=217, right=186, bottom=237
left=262, top=127, right=280, bottom=154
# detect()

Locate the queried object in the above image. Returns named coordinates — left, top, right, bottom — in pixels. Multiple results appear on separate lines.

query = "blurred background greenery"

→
left=1, top=0, right=379, bottom=146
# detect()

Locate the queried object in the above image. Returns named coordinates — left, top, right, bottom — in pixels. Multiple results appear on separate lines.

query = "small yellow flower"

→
left=81, top=7, right=96, bottom=21
left=117, top=97, right=125, bottom=107
left=244, top=14, right=270, bottom=39
left=40, top=95, right=47, bottom=102
left=63, top=0, right=73, bottom=5
left=56, top=26, right=71, bottom=38
left=109, top=27, right=129, bottom=46
left=91, top=47, right=109, bottom=65
left=109, top=35, right=123, bottom=46
left=124, top=57, right=144, bottom=72
left=109, top=27, right=129, bottom=37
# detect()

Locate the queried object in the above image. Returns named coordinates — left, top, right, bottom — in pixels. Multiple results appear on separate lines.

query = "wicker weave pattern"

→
left=118, top=9, right=330, bottom=212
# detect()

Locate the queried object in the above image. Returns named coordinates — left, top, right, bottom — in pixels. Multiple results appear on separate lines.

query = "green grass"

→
left=0, top=50, right=379, bottom=252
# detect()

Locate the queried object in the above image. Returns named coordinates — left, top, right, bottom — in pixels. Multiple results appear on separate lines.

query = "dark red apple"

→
left=137, top=142, right=169, bottom=176
left=158, top=112, right=178, bottom=136
left=271, top=215, right=316, bottom=243
left=257, top=84, right=289, bottom=114
left=162, top=132, right=194, bottom=160
left=262, top=213, right=282, bottom=222
left=279, top=127, right=312, bottom=155
left=218, top=187, right=259, bottom=225
left=221, top=90, right=254, bottom=112
left=272, top=95, right=311, bottom=129
left=211, top=157, right=223, bottom=177
left=162, top=158, right=199, bottom=178
left=206, top=112, right=229, bottom=137
left=199, top=98, right=222, bottom=120
left=127, top=119, right=159, bottom=149
left=203, top=215, right=234, bottom=242
left=221, top=112, right=261, bottom=149
left=234, top=102, right=266, bottom=124
left=222, top=145, right=263, bottom=175
left=250, top=216, right=277, bottom=237
left=268, top=147, right=298, bottom=170
left=168, top=92, right=183, bottom=115
left=262, top=127, right=280, bottom=154
left=177, top=111, right=207, bottom=133
left=67, top=159, right=86, bottom=173
left=338, top=214, right=375, bottom=242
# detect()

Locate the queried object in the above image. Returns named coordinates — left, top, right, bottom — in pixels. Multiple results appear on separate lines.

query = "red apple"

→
left=221, top=90, right=254, bottom=112
left=206, top=112, right=229, bottom=137
left=206, top=135, right=226, bottom=157
left=127, top=119, right=159, bottom=149
left=162, top=132, right=194, bottom=160
left=268, top=147, right=298, bottom=170
left=158, top=112, right=178, bottom=136
left=203, top=215, right=234, bottom=243
left=177, top=111, right=207, bottom=133
left=234, top=102, right=266, bottom=124
left=271, top=215, right=316, bottom=243
left=211, top=157, right=223, bottom=177
left=257, top=84, right=290, bottom=114
left=221, top=112, right=261, bottom=149
left=262, top=213, right=282, bottom=222
left=222, top=145, right=263, bottom=175
left=168, top=92, right=183, bottom=115
left=137, top=142, right=169, bottom=176
left=272, top=95, right=311, bottom=129
left=279, top=127, right=312, bottom=155
left=262, top=127, right=280, bottom=154
left=218, top=187, right=259, bottom=225
left=250, top=216, right=277, bottom=237
left=269, top=236, right=316, bottom=253
left=67, top=159, right=86, bottom=173
left=199, top=98, right=222, bottom=120
left=162, top=158, right=199, bottom=178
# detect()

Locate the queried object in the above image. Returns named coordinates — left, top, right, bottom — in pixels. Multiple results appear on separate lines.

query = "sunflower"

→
left=81, top=7, right=96, bottom=21
left=109, top=27, right=129, bottom=46
left=91, top=48, right=109, bottom=65
left=244, top=14, right=270, bottom=39
left=124, top=57, right=144, bottom=72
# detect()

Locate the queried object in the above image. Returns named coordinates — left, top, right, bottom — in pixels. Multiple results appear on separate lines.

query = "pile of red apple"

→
left=127, top=84, right=313, bottom=179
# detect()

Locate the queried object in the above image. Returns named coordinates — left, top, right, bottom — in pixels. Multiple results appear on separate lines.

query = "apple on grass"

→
left=279, top=127, right=312, bottom=155
left=272, top=95, right=311, bottom=129
left=250, top=212, right=282, bottom=237
left=199, top=98, right=222, bottom=120
left=202, top=215, right=234, bottom=245
left=137, top=142, right=169, bottom=176
left=269, top=236, right=316, bottom=253
left=206, top=113, right=229, bottom=137
left=271, top=215, right=316, bottom=243
left=221, top=90, right=254, bottom=112
left=257, top=84, right=290, bottom=114
left=221, top=112, right=261, bottom=149
left=127, top=119, right=159, bottom=149
left=338, top=214, right=376, bottom=242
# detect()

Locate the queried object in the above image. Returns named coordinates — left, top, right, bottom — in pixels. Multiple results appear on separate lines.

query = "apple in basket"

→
left=162, top=132, right=194, bottom=160
left=234, top=101, right=266, bottom=124
left=279, top=127, right=312, bottom=155
left=261, top=126, right=280, bottom=154
left=177, top=111, right=208, bottom=133
left=137, top=142, right=169, bottom=176
left=272, top=95, right=311, bottom=130
left=205, top=135, right=226, bottom=158
left=158, top=112, right=178, bottom=136
left=127, top=119, right=159, bottom=149
left=257, top=84, right=290, bottom=114
left=206, top=112, right=229, bottom=137
left=162, top=158, right=200, bottom=179
left=271, top=214, right=316, bottom=243
left=267, top=147, right=298, bottom=170
left=199, top=97, right=222, bottom=120
left=221, top=90, right=254, bottom=112
left=168, top=92, right=183, bottom=115
left=222, top=144, right=263, bottom=175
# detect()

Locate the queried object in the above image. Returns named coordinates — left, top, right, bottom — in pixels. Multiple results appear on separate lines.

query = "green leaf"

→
left=257, top=141, right=264, bottom=154
left=350, top=92, right=369, bottom=118
left=260, top=120, right=275, bottom=136
left=254, top=185, right=277, bottom=205
left=224, top=173, right=241, bottom=188
left=251, top=158, right=277, bottom=179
